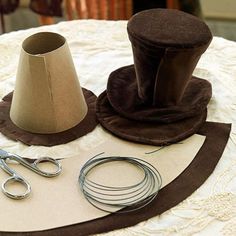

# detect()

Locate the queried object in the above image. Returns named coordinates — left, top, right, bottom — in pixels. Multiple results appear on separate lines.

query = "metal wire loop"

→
left=79, top=153, right=162, bottom=213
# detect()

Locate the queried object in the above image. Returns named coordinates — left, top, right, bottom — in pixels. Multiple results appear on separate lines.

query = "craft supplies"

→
left=79, top=153, right=162, bottom=213
left=96, top=9, right=212, bottom=146
left=0, top=149, right=62, bottom=200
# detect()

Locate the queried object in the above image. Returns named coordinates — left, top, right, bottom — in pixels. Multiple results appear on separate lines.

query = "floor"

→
left=1, top=7, right=236, bottom=42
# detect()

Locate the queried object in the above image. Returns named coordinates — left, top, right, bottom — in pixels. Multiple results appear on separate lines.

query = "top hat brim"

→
left=0, top=88, right=98, bottom=146
left=96, top=90, right=207, bottom=146
left=107, top=65, right=212, bottom=123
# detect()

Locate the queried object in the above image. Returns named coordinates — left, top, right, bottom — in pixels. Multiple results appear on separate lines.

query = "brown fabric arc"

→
left=0, top=88, right=98, bottom=146
left=0, top=122, right=230, bottom=235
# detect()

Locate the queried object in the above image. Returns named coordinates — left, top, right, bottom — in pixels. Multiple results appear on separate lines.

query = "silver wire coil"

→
left=79, top=153, right=162, bottom=213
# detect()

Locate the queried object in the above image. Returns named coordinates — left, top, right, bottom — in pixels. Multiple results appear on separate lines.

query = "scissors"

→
left=0, top=149, right=62, bottom=200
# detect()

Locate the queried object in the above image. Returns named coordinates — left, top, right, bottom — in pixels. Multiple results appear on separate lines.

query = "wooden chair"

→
left=166, top=0, right=180, bottom=9
left=39, top=0, right=133, bottom=25
left=65, top=0, right=133, bottom=20
left=38, top=0, right=184, bottom=25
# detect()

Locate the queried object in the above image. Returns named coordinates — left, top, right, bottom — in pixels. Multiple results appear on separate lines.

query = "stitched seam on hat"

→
left=43, top=57, right=56, bottom=130
left=152, top=49, right=166, bottom=106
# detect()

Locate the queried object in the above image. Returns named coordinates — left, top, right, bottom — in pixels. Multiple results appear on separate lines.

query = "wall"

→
left=200, top=0, right=236, bottom=19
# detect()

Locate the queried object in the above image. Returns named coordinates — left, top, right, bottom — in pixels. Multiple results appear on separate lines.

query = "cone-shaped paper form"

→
left=10, top=32, right=88, bottom=134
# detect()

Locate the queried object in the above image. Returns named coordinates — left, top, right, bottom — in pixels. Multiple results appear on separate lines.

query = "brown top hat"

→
left=0, top=32, right=98, bottom=146
left=96, top=9, right=213, bottom=146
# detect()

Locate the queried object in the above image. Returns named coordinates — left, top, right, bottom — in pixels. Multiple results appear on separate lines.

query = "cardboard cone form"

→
left=10, top=32, right=88, bottom=134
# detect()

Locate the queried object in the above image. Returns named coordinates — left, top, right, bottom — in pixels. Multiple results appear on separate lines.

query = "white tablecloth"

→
left=0, top=20, right=236, bottom=236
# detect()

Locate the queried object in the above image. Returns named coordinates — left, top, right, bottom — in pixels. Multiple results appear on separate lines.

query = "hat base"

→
left=96, top=91, right=207, bottom=146
left=0, top=88, right=98, bottom=146
left=107, top=65, right=212, bottom=123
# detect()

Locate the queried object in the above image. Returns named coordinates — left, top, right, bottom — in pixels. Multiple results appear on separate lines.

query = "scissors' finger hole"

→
left=34, top=157, right=62, bottom=177
left=2, top=177, right=31, bottom=200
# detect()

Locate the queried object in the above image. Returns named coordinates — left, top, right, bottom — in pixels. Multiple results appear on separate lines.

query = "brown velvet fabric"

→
left=0, top=122, right=231, bottom=236
left=96, top=9, right=213, bottom=145
left=127, top=9, right=212, bottom=107
left=107, top=65, right=212, bottom=123
left=0, top=88, right=98, bottom=146
left=97, top=90, right=207, bottom=146
left=128, top=9, right=212, bottom=48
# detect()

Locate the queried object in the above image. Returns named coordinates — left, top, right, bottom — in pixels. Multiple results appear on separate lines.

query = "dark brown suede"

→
left=0, top=89, right=98, bottom=146
left=127, top=9, right=212, bottom=106
left=96, top=9, right=213, bottom=145
left=127, top=9, right=212, bottom=48
left=107, top=65, right=212, bottom=123
left=0, top=122, right=230, bottom=236
left=97, top=90, right=207, bottom=146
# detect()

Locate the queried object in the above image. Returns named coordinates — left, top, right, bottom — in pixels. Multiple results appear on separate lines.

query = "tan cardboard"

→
left=0, top=134, right=205, bottom=232
left=10, top=32, right=88, bottom=134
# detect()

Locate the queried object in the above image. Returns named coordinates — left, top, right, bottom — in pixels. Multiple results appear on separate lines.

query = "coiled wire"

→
left=79, top=153, right=162, bottom=213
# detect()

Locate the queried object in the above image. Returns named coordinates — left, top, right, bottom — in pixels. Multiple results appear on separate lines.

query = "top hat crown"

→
left=127, top=8, right=212, bottom=107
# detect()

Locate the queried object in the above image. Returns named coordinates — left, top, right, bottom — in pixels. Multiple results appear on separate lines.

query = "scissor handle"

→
left=2, top=175, right=31, bottom=200
left=32, top=157, right=62, bottom=177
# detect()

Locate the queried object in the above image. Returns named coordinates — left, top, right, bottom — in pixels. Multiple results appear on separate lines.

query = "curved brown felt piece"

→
left=0, top=122, right=230, bottom=236
left=96, top=91, right=207, bottom=146
left=107, top=65, right=212, bottom=123
left=0, top=88, right=98, bottom=146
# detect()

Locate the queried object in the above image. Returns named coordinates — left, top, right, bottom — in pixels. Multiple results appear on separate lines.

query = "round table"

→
left=0, top=19, right=236, bottom=235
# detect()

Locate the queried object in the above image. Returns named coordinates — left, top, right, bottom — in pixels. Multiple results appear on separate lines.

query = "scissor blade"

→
left=0, top=158, right=16, bottom=176
left=0, top=149, right=10, bottom=158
